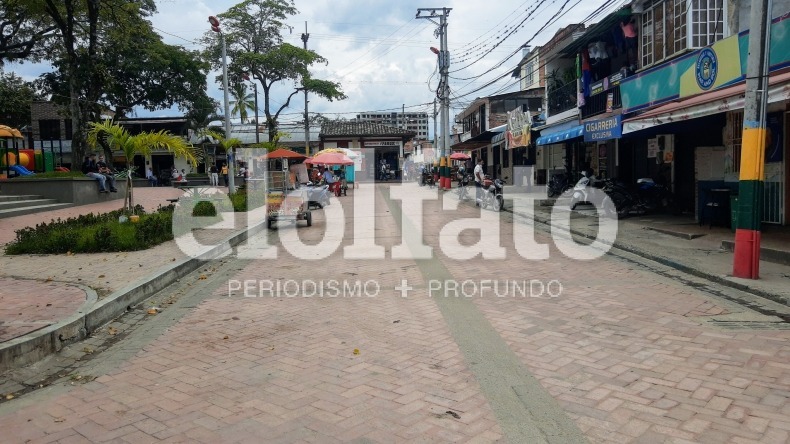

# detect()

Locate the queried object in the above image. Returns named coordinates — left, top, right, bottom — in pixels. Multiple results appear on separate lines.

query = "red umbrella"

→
left=264, top=148, right=307, bottom=159
left=308, top=152, right=354, bottom=166
left=450, top=152, right=471, bottom=160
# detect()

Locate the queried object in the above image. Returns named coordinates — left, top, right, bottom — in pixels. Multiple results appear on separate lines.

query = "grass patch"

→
left=14, top=171, right=86, bottom=179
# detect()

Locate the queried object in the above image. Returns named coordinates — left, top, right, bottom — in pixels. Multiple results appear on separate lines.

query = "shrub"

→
left=5, top=205, right=175, bottom=255
left=192, top=200, right=217, bottom=217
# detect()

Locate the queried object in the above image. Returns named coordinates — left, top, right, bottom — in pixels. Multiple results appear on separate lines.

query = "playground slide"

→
left=10, top=165, right=35, bottom=176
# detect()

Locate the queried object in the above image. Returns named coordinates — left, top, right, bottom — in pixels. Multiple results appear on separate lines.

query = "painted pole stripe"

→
left=738, top=127, right=766, bottom=181
left=735, top=180, right=764, bottom=231
left=733, top=228, right=761, bottom=279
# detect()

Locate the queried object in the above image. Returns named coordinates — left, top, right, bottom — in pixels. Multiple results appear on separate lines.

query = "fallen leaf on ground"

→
left=108, top=327, right=118, bottom=335
left=54, top=418, right=65, bottom=423
left=98, top=274, right=105, bottom=278
left=147, top=308, right=159, bottom=315
left=353, top=349, right=360, bottom=355
left=5, top=394, right=14, bottom=400
left=223, top=335, right=229, bottom=340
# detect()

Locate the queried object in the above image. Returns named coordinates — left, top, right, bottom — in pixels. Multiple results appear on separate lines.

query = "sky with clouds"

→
left=6, top=0, right=623, bottom=134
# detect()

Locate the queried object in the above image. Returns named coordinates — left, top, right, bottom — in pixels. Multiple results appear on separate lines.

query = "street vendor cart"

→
left=262, top=148, right=312, bottom=230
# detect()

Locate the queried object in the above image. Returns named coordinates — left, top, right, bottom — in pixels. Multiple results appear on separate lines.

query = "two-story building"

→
left=449, top=90, right=543, bottom=181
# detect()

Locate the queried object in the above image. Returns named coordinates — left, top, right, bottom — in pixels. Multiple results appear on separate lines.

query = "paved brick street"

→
left=0, top=183, right=788, bottom=443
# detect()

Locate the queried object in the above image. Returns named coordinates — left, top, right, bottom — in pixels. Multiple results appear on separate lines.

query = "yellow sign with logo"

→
left=679, top=35, right=742, bottom=98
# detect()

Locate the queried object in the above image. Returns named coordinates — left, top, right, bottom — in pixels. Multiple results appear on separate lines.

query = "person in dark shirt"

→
left=82, top=154, right=109, bottom=193
left=96, top=155, right=118, bottom=192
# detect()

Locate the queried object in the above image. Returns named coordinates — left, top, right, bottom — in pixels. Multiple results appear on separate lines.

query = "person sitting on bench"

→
left=81, top=154, right=109, bottom=193
left=96, top=155, right=118, bottom=192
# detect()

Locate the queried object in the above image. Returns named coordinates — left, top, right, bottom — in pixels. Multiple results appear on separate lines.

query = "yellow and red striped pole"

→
left=733, top=0, right=770, bottom=279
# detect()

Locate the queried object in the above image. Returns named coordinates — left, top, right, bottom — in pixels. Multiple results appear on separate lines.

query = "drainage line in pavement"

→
left=383, top=186, right=588, bottom=444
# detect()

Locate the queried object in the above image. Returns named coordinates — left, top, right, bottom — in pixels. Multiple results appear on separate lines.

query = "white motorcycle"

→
left=569, top=171, right=596, bottom=210
left=479, top=175, right=506, bottom=211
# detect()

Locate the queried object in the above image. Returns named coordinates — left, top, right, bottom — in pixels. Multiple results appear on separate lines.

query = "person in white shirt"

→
left=474, top=158, right=485, bottom=206
left=146, top=167, right=157, bottom=186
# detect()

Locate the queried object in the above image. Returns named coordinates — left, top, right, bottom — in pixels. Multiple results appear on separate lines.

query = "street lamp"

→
left=242, top=73, right=260, bottom=144
left=209, top=15, right=235, bottom=194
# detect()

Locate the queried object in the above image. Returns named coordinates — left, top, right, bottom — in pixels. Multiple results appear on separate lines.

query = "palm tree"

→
left=229, top=83, right=255, bottom=124
left=88, top=120, right=200, bottom=211
left=198, top=129, right=244, bottom=193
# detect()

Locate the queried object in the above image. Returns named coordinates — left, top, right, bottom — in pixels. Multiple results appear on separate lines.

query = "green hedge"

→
left=5, top=205, right=175, bottom=254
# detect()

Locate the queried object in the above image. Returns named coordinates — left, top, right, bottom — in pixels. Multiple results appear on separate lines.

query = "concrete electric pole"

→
left=302, top=22, right=310, bottom=156
left=733, top=0, right=771, bottom=279
left=416, top=7, right=452, bottom=189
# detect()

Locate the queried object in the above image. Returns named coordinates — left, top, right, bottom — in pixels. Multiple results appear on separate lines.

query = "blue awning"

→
left=536, top=125, right=584, bottom=146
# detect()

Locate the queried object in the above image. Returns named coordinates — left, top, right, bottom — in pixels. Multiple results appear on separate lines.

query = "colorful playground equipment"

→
left=0, top=124, right=57, bottom=177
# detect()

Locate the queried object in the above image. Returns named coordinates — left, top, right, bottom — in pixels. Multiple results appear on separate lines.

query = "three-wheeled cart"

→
left=266, top=189, right=312, bottom=229
left=263, top=151, right=312, bottom=230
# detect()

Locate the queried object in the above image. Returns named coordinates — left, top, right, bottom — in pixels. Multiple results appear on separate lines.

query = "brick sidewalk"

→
left=0, top=186, right=244, bottom=343
left=0, top=278, right=86, bottom=342
left=0, top=184, right=787, bottom=442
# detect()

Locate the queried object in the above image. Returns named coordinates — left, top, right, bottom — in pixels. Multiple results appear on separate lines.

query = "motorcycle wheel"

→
left=494, top=195, right=503, bottom=211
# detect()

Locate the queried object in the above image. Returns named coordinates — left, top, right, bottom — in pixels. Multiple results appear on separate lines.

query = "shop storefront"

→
left=535, top=120, right=584, bottom=185
left=582, top=114, right=622, bottom=179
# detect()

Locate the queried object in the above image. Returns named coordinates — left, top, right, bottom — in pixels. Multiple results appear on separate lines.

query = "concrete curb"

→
left=0, top=218, right=266, bottom=372
left=509, top=205, right=789, bottom=307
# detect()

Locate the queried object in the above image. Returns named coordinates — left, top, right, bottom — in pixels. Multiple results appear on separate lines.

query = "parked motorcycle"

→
left=547, top=172, right=571, bottom=198
left=456, top=173, right=472, bottom=201
left=379, top=163, right=394, bottom=181
left=479, top=175, right=506, bottom=211
left=636, top=178, right=676, bottom=213
left=569, top=171, right=597, bottom=210
left=601, top=177, right=676, bottom=218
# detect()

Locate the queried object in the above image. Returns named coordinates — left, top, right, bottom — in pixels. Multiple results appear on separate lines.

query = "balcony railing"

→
left=580, top=85, right=622, bottom=119
left=547, top=82, right=577, bottom=116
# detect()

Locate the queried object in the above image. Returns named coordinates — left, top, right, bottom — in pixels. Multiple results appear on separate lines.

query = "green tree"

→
left=88, top=120, right=199, bottom=211
left=39, top=22, right=213, bottom=119
left=29, top=0, right=156, bottom=167
left=203, top=0, right=346, bottom=142
left=229, top=83, right=255, bottom=123
left=0, top=0, right=57, bottom=64
left=0, top=69, right=41, bottom=129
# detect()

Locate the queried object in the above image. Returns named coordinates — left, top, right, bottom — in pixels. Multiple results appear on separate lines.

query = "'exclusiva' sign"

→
left=583, top=115, right=622, bottom=142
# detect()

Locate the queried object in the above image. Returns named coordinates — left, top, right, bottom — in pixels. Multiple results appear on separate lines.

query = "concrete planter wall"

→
left=0, top=177, right=127, bottom=206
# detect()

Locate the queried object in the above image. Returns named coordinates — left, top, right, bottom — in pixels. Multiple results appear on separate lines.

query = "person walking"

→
left=474, top=158, right=485, bottom=207
left=221, top=163, right=229, bottom=186
left=209, top=165, right=219, bottom=186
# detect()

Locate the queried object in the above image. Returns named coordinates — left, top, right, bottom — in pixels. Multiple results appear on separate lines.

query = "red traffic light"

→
left=430, top=47, right=440, bottom=55
left=208, top=16, right=220, bottom=27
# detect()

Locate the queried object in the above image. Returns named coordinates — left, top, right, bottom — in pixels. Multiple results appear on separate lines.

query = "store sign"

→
left=583, top=115, right=621, bottom=142
left=505, top=108, right=532, bottom=150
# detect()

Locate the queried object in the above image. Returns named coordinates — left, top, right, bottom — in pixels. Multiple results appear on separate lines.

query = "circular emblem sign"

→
left=695, top=48, right=718, bottom=90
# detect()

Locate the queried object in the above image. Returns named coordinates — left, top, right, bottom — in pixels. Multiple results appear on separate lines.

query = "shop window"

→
left=39, top=119, right=60, bottom=140
left=725, top=110, right=743, bottom=174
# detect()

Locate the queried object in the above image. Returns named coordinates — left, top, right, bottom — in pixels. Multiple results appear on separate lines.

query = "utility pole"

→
left=302, top=22, right=310, bottom=156
left=733, top=0, right=771, bottom=279
left=417, top=7, right=451, bottom=188
left=433, top=98, right=438, bottom=155
left=209, top=15, right=235, bottom=194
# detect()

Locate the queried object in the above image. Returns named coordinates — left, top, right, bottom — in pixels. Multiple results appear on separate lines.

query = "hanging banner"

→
left=505, top=108, right=532, bottom=150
